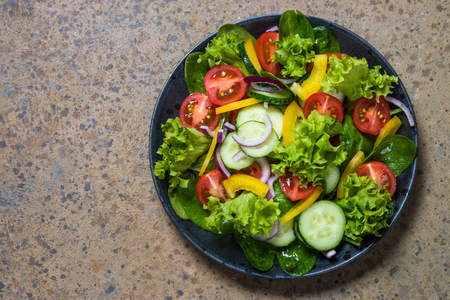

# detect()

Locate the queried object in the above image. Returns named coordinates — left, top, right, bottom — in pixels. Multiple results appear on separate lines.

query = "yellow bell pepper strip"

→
left=373, top=116, right=402, bottom=149
left=222, top=174, right=269, bottom=199
left=290, top=54, right=328, bottom=104
left=336, top=150, right=366, bottom=199
left=215, top=98, right=262, bottom=115
left=199, top=127, right=220, bottom=176
left=280, top=186, right=323, bottom=224
left=282, top=101, right=303, bottom=148
left=244, top=38, right=262, bottom=75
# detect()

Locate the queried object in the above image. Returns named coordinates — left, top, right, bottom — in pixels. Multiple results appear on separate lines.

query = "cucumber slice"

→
left=247, top=86, right=294, bottom=105
left=220, top=132, right=255, bottom=170
left=235, top=103, right=284, bottom=138
left=266, top=218, right=296, bottom=247
left=323, top=163, right=340, bottom=195
left=298, top=200, right=346, bottom=251
left=236, top=121, right=279, bottom=158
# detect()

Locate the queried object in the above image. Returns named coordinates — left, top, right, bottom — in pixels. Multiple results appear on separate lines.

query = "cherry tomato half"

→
left=204, top=65, right=248, bottom=106
left=356, top=161, right=397, bottom=197
left=279, top=168, right=316, bottom=201
left=255, top=31, right=282, bottom=75
left=233, top=161, right=262, bottom=180
left=229, top=109, right=240, bottom=126
left=179, top=92, right=220, bottom=131
left=306, top=52, right=343, bottom=73
left=196, top=169, right=227, bottom=205
left=303, top=92, right=344, bottom=122
left=353, top=95, right=390, bottom=135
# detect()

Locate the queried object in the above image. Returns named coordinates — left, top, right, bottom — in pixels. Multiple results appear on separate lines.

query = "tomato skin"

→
left=204, top=65, right=248, bottom=106
left=306, top=52, right=343, bottom=73
left=356, top=161, right=397, bottom=197
left=229, top=109, right=240, bottom=126
left=179, top=93, right=220, bottom=131
left=279, top=168, right=317, bottom=201
left=353, top=95, right=390, bottom=135
left=303, top=92, right=344, bottom=122
left=233, top=161, right=262, bottom=180
left=196, top=169, right=227, bottom=205
left=255, top=31, right=282, bottom=75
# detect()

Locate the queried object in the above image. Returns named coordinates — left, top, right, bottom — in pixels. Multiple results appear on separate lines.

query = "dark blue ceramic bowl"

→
left=149, top=14, right=418, bottom=279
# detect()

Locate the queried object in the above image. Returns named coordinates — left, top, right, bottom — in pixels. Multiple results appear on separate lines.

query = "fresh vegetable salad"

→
left=153, top=10, right=417, bottom=277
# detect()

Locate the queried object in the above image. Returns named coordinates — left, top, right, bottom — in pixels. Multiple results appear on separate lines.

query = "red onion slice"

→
left=386, top=96, right=415, bottom=127
left=321, top=249, right=337, bottom=259
left=223, top=122, right=236, bottom=132
left=233, top=115, right=272, bottom=147
left=200, top=125, right=215, bottom=137
left=263, top=102, right=270, bottom=109
left=244, top=76, right=285, bottom=92
left=214, top=145, right=231, bottom=179
left=232, top=150, right=250, bottom=162
left=266, top=26, right=278, bottom=32
left=250, top=219, right=280, bottom=241
left=256, top=157, right=271, bottom=184
left=216, top=129, right=226, bottom=143
left=266, top=175, right=277, bottom=200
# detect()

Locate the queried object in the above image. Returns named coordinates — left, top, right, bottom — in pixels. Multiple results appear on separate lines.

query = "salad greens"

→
left=154, top=118, right=211, bottom=190
left=336, top=173, right=395, bottom=246
left=154, top=9, right=417, bottom=277
left=321, top=54, right=399, bottom=102
left=271, top=110, right=347, bottom=185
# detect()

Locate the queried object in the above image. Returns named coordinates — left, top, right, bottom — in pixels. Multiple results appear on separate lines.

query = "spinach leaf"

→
left=169, top=187, right=189, bottom=220
left=272, top=179, right=295, bottom=216
left=184, top=52, right=210, bottom=94
left=279, top=10, right=314, bottom=41
left=275, top=239, right=318, bottom=277
left=188, top=152, right=216, bottom=173
left=313, top=26, right=341, bottom=54
left=177, top=173, right=234, bottom=234
left=217, top=24, right=256, bottom=44
left=234, top=232, right=276, bottom=271
left=365, top=134, right=416, bottom=176
left=340, top=113, right=375, bottom=170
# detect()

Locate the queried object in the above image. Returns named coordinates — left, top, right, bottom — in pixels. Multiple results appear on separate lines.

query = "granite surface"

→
left=0, top=0, right=448, bottom=299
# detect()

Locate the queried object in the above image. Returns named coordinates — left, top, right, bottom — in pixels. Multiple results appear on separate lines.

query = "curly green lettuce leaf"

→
left=203, top=192, right=281, bottom=236
left=198, top=32, right=251, bottom=76
left=321, top=54, right=398, bottom=102
left=335, top=173, right=395, bottom=247
left=271, top=110, right=347, bottom=185
left=272, top=34, right=315, bottom=78
left=154, top=118, right=211, bottom=190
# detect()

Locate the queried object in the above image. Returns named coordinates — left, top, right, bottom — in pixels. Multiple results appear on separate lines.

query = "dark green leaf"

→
left=217, top=24, right=256, bottom=44
left=340, top=113, right=375, bottom=171
left=365, top=134, right=416, bottom=176
left=313, top=26, right=341, bottom=54
left=275, top=239, right=318, bottom=277
left=184, top=52, right=210, bottom=94
left=272, top=179, right=295, bottom=216
left=234, top=232, right=276, bottom=271
left=279, top=10, right=314, bottom=41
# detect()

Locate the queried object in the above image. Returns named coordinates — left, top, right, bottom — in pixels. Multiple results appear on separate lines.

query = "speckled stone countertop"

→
left=0, top=0, right=448, bottom=299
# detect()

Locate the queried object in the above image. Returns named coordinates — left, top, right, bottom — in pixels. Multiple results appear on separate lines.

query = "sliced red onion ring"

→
left=232, top=150, right=250, bottom=162
left=263, top=102, right=270, bottom=109
left=386, top=96, right=415, bottom=127
left=266, top=175, right=277, bottom=200
left=233, top=115, right=272, bottom=147
left=244, top=76, right=285, bottom=92
left=321, top=249, right=337, bottom=259
left=250, top=219, right=280, bottom=241
left=256, top=157, right=271, bottom=184
left=223, top=122, right=236, bottom=132
left=266, top=26, right=279, bottom=32
left=277, top=76, right=297, bottom=85
left=200, top=125, right=215, bottom=137
left=216, top=129, right=226, bottom=143
left=214, top=145, right=231, bottom=179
